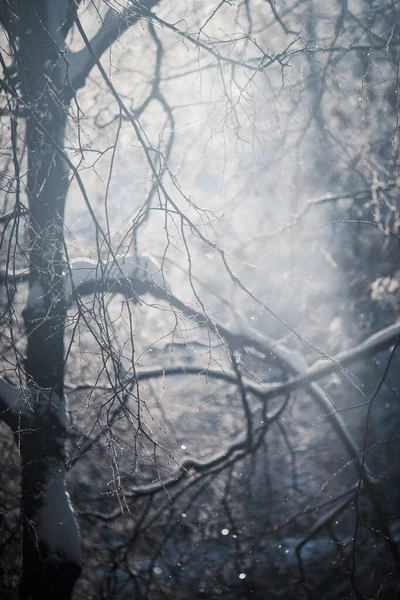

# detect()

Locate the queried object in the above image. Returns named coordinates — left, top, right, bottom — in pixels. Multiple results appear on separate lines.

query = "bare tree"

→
left=0, top=1, right=399, bottom=599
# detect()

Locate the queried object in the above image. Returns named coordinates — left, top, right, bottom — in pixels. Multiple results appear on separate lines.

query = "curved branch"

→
left=263, top=322, right=400, bottom=400
left=103, top=399, right=287, bottom=500
left=59, top=256, right=400, bottom=390
left=68, top=1, right=161, bottom=93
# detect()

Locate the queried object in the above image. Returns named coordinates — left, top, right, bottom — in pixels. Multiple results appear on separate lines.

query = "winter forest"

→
left=0, top=1, right=400, bottom=599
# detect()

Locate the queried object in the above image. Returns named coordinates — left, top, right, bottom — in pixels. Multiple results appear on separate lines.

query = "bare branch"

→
left=263, top=323, right=400, bottom=401
left=69, top=1, right=161, bottom=93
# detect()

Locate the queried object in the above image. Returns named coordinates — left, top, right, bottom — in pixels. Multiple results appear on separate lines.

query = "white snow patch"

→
left=275, top=343, right=309, bottom=372
left=64, top=259, right=100, bottom=301
left=64, top=254, right=167, bottom=303
left=37, top=473, right=81, bottom=563
left=309, top=321, right=400, bottom=375
left=106, top=253, right=165, bottom=288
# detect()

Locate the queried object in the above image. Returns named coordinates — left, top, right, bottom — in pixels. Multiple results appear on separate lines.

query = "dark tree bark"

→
left=1, top=2, right=81, bottom=598
left=0, top=1, right=164, bottom=595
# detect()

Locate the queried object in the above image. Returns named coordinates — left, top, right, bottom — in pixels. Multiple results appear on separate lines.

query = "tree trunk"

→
left=5, top=2, right=81, bottom=598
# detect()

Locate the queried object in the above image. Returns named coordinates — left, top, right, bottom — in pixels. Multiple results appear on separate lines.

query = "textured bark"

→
left=18, top=390, right=81, bottom=600
left=1, top=2, right=82, bottom=598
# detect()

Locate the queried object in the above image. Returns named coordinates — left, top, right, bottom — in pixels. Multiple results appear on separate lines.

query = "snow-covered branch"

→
left=64, top=253, right=166, bottom=303
left=63, top=254, right=400, bottom=400
left=263, top=322, right=400, bottom=400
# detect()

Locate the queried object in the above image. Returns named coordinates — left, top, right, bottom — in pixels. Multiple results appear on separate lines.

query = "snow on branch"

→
left=262, top=321, right=400, bottom=400
left=73, top=312, right=400, bottom=408
left=132, top=320, right=400, bottom=396
left=64, top=253, right=166, bottom=303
